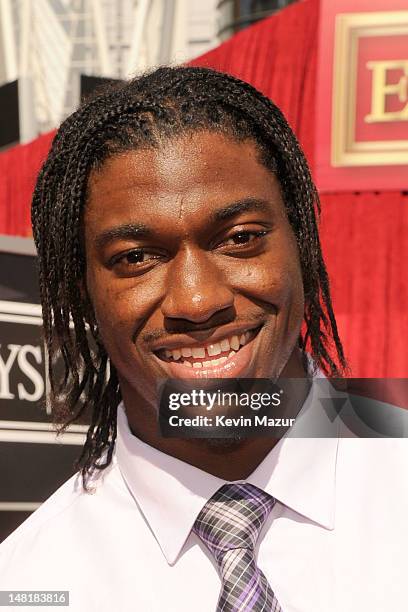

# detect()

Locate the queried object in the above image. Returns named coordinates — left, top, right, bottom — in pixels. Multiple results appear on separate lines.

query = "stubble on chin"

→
left=194, top=436, right=246, bottom=454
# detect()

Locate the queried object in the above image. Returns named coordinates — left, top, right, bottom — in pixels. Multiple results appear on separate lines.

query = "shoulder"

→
left=338, top=436, right=408, bottom=463
left=336, top=437, right=408, bottom=506
left=0, top=458, right=126, bottom=588
left=1, top=472, right=82, bottom=550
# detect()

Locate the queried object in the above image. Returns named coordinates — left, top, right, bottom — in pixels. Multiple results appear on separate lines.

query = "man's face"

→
left=84, top=131, right=304, bottom=411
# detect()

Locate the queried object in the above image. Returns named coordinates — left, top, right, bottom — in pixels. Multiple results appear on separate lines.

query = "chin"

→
left=196, top=436, right=247, bottom=453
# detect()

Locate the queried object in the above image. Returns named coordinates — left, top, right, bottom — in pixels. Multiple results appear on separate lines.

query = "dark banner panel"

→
left=0, top=80, right=19, bottom=149
left=0, top=237, right=84, bottom=543
left=0, top=250, right=39, bottom=303
left=80, top=74, right=122, bottom=102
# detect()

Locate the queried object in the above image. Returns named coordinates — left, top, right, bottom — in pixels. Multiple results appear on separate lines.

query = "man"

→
left=0, top=66, right=406, bottom=611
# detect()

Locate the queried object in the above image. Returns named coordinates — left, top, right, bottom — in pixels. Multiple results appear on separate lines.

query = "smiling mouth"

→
left=155, top=326, right=262, bottom=369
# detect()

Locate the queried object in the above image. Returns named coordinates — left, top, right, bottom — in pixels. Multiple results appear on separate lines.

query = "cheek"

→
left=86, top=267, right=163, bottom=350
left=85, top=267, right=130, bottom=346
left=226, top=250, right=304, bottom=308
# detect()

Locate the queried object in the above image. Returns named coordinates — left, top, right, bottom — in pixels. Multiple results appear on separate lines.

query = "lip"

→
left=153, top=326, right=262, bottom=379
left=150, top=322, right=263, bottom=353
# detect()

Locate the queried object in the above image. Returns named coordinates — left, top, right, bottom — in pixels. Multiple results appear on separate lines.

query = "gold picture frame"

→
left=332, top=11, right=408, bottom=167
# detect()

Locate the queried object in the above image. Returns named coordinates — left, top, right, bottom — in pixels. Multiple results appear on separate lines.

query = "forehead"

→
left=85, top=131, right=283, bottom=230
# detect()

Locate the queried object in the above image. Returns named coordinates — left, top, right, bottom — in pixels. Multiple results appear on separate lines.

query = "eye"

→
left=222, top=230, right=269, bottom=247
left=110, top=248, right=163, bottom=270
left=123, top=250, right=153, bottom=264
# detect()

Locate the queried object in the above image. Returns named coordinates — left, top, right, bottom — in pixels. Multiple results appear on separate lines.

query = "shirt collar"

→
left=115, top=377, right=338, bottom=565
left=116, top=404, right=225, bottom=565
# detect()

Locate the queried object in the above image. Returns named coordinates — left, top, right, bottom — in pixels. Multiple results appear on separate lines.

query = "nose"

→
left=160, top=247, right=234, bottom=323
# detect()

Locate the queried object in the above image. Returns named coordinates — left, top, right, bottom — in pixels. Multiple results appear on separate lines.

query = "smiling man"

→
left=84, top=129, right=309, bottom=478
left=0, top=66, right=407, bottom=612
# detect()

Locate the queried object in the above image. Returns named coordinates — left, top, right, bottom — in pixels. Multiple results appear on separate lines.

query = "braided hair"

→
left=31, top=66, right=346, bottom=486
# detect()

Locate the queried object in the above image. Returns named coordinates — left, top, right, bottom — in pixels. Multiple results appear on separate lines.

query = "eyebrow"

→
left=94, top=222, right=151, bottom=250
left=212, top=198, right=272, bottom=221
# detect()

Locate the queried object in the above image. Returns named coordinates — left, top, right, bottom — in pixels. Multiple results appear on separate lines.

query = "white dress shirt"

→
left=0, top=381, right=407, bottom=612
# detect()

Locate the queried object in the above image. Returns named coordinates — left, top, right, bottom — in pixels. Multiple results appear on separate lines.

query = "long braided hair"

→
left=31, top=66, right=346, bottom=486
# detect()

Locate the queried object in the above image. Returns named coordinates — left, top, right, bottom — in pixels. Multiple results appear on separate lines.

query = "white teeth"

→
left=208, top=357, right=222, bottom=367
left=184, top=361, right=192, bottom=367
left=220, top=338, right=230, bottom=352
left=163, top=329, right=255, bottom=363
left=207, top=342, right=222, bottom=357
left=230, top=335, right=240, bottom=351
left=229, top=351, right=236, bottom=358
left=200, top=356, right=230, bottom=369
left=193, top=362, right=202, bottom=368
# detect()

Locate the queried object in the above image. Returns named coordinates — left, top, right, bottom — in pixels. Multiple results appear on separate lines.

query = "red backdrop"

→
left=0, top=0, right=406, bottom=376
left=0, top=131, right=54, bottom=237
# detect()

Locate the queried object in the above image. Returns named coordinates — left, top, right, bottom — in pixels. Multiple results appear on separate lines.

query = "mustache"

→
left=141, top=312, right=265, bottom=344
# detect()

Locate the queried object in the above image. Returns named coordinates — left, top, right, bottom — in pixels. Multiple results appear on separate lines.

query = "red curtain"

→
left=0, top=131, right=54, bottom=237
left=0, top=0, right=406, bottom=376
left=320, top=192, right=408, bottom=377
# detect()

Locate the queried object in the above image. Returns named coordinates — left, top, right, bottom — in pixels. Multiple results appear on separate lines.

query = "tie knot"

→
left=193, top=483, right=275, bottom=562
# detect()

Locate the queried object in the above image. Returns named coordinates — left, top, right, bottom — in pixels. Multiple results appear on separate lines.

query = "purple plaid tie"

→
left=193, top=483, right=283, bottom=612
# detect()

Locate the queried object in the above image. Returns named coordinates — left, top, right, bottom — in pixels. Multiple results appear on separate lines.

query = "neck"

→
left=120, top=350, right=309, bottom=480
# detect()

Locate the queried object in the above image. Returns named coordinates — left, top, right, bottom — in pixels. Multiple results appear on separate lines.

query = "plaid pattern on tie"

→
left=193, top=483, right=282, bottom=612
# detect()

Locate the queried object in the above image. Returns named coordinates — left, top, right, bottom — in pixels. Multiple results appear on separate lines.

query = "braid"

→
left=32, top=65, right=347, bottom=488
